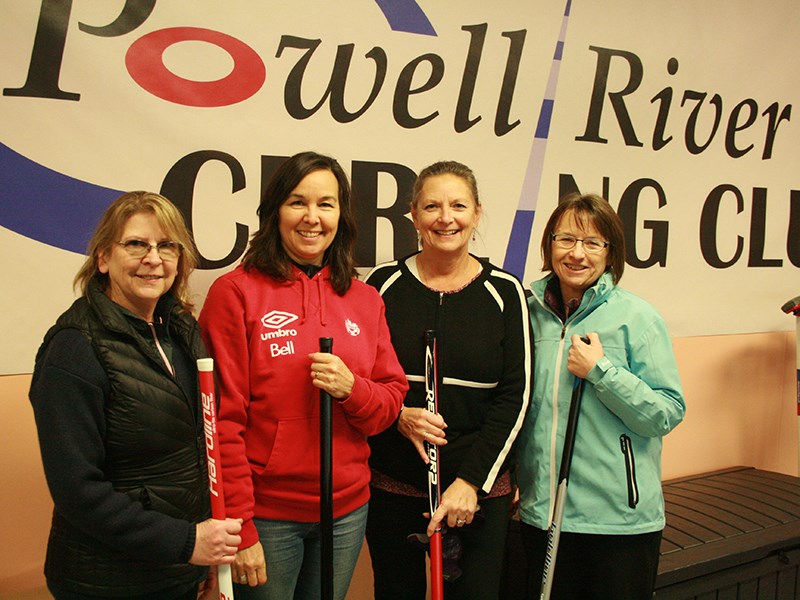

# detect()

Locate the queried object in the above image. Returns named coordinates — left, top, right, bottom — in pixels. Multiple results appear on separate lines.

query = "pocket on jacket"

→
left=259, top=417, right=319, bottom=482
left=619, top=434, right=639, bottom=509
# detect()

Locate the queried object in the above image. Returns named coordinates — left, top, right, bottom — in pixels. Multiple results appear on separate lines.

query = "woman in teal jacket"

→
left=517, top=193, right=685, bottom=600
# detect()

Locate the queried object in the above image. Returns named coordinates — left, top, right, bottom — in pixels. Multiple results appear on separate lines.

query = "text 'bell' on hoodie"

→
left=199, top=264, right=408, bottom=548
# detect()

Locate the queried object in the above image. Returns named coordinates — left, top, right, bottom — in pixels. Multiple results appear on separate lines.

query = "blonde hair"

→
left=73, top=191, right=199, bottom=312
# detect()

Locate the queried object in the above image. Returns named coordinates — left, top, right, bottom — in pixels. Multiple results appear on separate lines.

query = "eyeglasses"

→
left=116, top=239, right=183, bottom=260
left=551, top=233, right=609, bottom=254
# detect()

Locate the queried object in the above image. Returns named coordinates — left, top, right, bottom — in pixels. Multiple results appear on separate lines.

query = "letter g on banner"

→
left=125, top=27, right=266, bottom=107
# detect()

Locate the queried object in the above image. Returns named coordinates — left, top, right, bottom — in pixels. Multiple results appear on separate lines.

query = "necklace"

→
left=416, top=254, right=480, bottom=293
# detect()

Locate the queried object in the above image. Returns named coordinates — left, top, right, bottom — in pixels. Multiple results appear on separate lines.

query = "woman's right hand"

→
left=397, top=406, right=447, bottom=463
left=232, top=541, right=268, bottom=587
left=568, top=332, right=604, bottom=378
left=190, top=517, right=242, bottom=566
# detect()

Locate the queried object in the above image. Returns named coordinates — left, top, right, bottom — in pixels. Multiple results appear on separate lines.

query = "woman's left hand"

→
left=567, top=332, right=604, bottom=379
left=397, top=406, right=447, bottom=463
left=308, top=352, right=355, bottom=399
left=426, top=477, right=479, bottom=537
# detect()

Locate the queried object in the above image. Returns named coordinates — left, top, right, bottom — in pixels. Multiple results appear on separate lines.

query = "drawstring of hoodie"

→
left=300, top=273, right=310, bottom=324
left=317, top=271, right=327, bottom=325
left=294, top=263, right=328, bottom=326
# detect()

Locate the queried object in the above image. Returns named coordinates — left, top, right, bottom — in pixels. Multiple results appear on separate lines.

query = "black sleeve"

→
left=457, top=275, right=533, bottom=493
left=29, top=328, right=196, bottom=563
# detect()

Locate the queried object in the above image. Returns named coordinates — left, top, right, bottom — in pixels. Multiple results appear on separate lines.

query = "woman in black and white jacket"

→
left=364, top=161, right=533, bottom=600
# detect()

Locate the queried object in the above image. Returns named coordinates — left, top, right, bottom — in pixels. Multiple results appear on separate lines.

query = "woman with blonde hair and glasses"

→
left=30, top=191, right=242, bottom=600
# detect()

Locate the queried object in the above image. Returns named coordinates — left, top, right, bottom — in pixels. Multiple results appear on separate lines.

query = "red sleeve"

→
left=198, top=275, right=259, bottom=548
left=338, top=295, right=408, bottom=436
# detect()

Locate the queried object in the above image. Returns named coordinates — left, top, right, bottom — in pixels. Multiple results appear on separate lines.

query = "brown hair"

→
left=73, top=191, right=198, bottom=312
left=411, top=160, right=480, bottom=209
left=243, top=151, right=357, bottom=295
left=540, top=192, right=626, bottom=284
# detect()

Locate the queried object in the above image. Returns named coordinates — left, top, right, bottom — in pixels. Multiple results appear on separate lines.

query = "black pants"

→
left=521, top=523, right=662, bottom=600
left=366, top=488, right=513, bottom=600
left=48, top=581, right=199, bottom=600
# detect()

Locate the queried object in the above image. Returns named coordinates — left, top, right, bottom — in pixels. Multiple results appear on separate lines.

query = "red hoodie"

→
left=199, top=264, right=408, bottom=548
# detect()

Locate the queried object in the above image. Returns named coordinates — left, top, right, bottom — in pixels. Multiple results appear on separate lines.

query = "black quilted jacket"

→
left=30, top=276, right=210, bottom=597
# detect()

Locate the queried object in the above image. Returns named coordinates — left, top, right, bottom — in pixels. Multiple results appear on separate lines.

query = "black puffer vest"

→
left=40, top=279, right=210, bottom=597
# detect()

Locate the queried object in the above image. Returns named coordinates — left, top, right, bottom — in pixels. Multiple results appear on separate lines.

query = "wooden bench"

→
left=656, top=466, right=800, bottom=599
left=503, top=466, right=800, bottom=599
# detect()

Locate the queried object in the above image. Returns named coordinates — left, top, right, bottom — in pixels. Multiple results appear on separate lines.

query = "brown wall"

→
left=1, top=330, right=796, bottom=596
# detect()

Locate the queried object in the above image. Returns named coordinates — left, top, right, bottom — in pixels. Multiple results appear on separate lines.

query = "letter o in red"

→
left=125, top=27, right=266, bottom=107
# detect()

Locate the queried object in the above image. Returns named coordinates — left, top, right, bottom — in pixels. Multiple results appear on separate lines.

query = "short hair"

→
left=242, top=151, right=357, bottom=295
left=540, top=192, right=626, bottom=284
left=411, top=160, right=480, bottom=209
left=73, top=191, right=199, bottom=312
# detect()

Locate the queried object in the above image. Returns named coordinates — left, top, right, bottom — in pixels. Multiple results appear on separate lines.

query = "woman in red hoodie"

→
left=199, top=151, right=408, bottom=600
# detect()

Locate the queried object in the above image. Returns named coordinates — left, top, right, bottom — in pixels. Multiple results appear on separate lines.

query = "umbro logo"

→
left=260, top=310, right=298, bottom=351
left=261, top=311, right=299, bottom=329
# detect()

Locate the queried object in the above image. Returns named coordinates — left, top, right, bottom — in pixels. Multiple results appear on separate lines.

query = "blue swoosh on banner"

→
left=502, top=0, right=572, bottom=279
left=0, top=142, right=121, bottom=254
left=2, top=3, right=434, bottom=253
left=374, top=0, right=436, bottom=35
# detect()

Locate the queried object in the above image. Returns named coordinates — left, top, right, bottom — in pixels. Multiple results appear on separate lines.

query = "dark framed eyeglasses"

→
left=116, top=239, right=183, bottom=260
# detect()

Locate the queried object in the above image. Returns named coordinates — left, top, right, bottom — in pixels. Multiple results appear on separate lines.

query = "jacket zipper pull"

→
left=148, top=322, right=175, bottom=377
left=619, top=434, right=639, bottom=509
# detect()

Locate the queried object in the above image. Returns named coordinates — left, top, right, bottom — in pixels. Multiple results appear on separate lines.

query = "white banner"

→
left=1, top=0, right=798, bottom=374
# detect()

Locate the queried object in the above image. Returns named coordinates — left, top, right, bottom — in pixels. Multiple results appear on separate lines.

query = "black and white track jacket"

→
left=364, top=253, right=533, bottom=494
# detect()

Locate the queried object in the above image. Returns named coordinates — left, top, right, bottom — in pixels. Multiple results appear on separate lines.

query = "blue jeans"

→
left=235, top=502, right=368, bottom=600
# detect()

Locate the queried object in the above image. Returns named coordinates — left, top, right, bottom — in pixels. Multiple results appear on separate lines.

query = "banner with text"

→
left=1, top=0, right=798, bottom=374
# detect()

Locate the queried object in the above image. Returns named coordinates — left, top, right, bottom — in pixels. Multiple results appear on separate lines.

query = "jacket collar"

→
left=532, top=271, right=616, bottom=320
left=86, top=275, right=180, bottom=333
left=401, top=251, right=488, bottom=296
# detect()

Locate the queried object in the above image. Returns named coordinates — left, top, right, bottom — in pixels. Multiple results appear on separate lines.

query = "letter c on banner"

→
left=125, top=27, right=266, bottom=107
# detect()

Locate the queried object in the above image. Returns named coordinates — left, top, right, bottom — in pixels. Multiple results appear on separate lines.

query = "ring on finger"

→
left=239, top=574, right=247, bottom=583
left=456, top=518, right=466, bottom=525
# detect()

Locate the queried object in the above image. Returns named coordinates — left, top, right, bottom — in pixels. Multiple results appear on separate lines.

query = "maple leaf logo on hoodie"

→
left=345, top=319, right=360, bottom=336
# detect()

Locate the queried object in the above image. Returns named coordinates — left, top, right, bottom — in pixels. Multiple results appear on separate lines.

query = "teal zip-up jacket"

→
left=517, top=272, right=685, bottom=535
